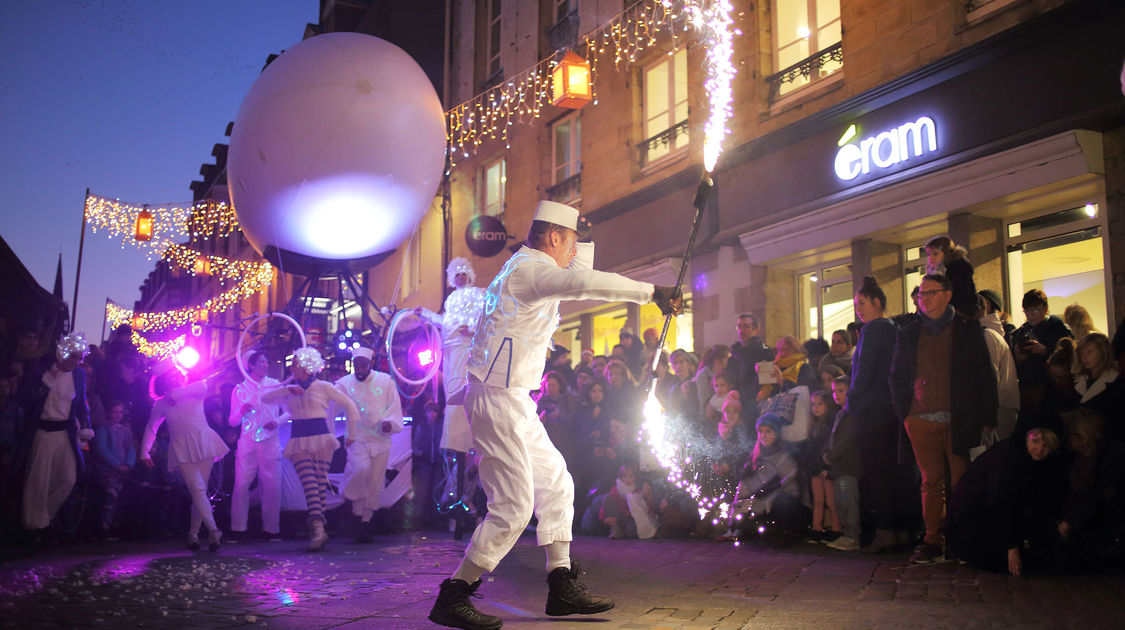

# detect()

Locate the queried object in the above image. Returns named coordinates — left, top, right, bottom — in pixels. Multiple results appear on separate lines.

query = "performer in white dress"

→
left=22, top=333, right=94, bottom=531
left=417, top=258, right=486, bottom=531
left=334, top=347, right=403, bottom=541
left=141, top=362, right=229, bottom=551
left=261, top=347, right=360, bottom=551
left=228, top=351, right=283, bottom=538
left=428, top=200, right=683, bottom=630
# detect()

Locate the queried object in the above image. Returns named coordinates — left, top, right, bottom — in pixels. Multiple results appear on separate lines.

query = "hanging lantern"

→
left=193, top=257, right=211, bottom=275
left=134, top=207, right=153, bottom=242
left=551, top=51, right=592, bottom=109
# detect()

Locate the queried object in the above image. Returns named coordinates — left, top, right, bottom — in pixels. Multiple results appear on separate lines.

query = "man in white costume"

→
left=228, top=351, right=283, bottom=539
left=428, top=201, right=683, bottom=630
left=335, top=347, right=404, bottom=541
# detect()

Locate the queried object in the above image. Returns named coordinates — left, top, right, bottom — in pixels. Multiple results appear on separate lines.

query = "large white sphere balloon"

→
left=229, top=33, right=446, bottom=262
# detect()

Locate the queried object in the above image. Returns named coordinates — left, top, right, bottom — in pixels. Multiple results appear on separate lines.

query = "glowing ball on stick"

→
left=228, top=33, right=446, bottom=262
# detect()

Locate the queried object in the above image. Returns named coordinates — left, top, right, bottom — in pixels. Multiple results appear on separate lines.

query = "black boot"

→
left=428, top=578, right=502, bottom=630
left=545, top=563, right=615, bottom=616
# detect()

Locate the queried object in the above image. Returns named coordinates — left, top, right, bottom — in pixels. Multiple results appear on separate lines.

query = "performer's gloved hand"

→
left=652, top=285, right=684, bottom=316
left=78, top=428, right=95, bottom=441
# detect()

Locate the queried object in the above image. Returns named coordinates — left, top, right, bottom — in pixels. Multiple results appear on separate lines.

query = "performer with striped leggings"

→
left=262, top=347, right=359, bottom=551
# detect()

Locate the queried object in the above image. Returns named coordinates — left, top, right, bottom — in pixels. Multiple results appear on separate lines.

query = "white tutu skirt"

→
left=168, top=427, right=229, bottom=470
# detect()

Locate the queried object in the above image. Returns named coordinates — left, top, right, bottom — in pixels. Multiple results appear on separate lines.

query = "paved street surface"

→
left=2, top=531, right=1124, bottom=629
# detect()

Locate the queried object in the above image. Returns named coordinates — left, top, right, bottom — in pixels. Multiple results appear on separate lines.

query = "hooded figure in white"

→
left=429, top=201, right=683, bottom=630
left=418, top=257, right=486, bottom=453
left=334, top=347, right=404, bottom=528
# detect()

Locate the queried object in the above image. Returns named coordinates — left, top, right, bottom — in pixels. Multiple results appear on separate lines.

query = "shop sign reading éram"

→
left=834, top=116, right=938, bottom=182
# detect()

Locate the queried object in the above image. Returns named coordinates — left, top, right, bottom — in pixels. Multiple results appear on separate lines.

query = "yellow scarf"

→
left=758, top=352, right=808, bottom=400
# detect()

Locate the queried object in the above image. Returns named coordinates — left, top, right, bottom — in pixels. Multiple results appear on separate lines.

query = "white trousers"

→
left=231, top=435, right=281, bottom=533
left=22, top=429, right=75, bottom=530
left=463, top=382, right=574, bottom=572
left=342, top=440, right=392, bottom=520
left=179, top=459, right=218, bottom=534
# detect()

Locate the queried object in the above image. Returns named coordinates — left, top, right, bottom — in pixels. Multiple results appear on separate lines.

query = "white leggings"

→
left=179, top=459, right=218, bottom=535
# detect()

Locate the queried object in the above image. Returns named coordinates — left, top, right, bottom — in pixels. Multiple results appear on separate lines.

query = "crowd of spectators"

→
left=538, top=235, right=1124, bottom=576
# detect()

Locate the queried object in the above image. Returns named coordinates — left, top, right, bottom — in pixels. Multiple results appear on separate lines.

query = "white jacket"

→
left=333, top=371, right=404, bottom=447
left=982, top=327, right=1020, bottom=411
left=467, top=244, right=653, bottom=390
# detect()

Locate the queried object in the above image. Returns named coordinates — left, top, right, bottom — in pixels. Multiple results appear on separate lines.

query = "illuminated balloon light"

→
left=229, top=32, right=446, bottom=262
left=175, top=346, right=201, bottom=370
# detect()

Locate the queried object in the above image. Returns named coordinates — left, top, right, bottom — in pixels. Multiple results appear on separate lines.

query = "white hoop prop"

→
left=384, top=308, right=442, bottom=386
left=237, top=311, right=306, bottom=386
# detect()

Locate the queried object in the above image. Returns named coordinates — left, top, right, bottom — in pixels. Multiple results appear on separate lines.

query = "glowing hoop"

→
left=237, top=312, right=306, bottom=386
left=384, top=309, right=442, bottom=386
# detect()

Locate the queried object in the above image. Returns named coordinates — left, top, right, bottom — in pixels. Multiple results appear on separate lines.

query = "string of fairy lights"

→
left=86, top=192, right=275, bottom=356
left=446, top=0, right=695, bottom=162
left=84, top=194, right=239, bottom=257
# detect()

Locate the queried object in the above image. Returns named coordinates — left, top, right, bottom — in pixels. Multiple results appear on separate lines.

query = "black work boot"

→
left=428, top=578, right=502, bottom=630
left=545, top=563, right=615, bottom=616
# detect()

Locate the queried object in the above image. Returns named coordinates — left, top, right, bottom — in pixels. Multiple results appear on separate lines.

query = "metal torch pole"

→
left=643, top=169, right=716, bottom=397
left=70, top=188, right=89, bottom=333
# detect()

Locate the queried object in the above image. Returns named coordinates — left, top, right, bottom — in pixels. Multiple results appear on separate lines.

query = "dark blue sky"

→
left=0, top=0, right=317, bottom=341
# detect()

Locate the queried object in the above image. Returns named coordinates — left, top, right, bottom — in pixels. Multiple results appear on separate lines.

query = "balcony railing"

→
left=548, top=10, right=580, bottom=53
left=545, top=172, right=582, bottom=203
left=766, top=42, right=843, bottom=102
left=636, top=119, right=689, bottom=168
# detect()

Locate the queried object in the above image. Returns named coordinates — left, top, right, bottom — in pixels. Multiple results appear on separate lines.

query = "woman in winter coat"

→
left=1073, top=333, right=1123, bottom=442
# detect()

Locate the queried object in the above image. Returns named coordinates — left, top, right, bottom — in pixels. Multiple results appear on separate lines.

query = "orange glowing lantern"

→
left=134, top=207, right=153, bottom=242
left=551, top=51, right=592, bottom=109
left=193, top=257, right=211, bottom=275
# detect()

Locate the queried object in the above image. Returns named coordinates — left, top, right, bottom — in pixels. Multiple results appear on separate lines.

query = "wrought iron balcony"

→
left=766, top=42, right=843, bottom=102
left=548, top=10, right=580, bottom=53
left=636, top=119, right=690, bottom=168
left=545, top=172, right=582, bottom=203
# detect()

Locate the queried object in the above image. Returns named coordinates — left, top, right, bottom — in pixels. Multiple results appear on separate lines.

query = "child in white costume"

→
left=141, top=363, right=229, bottom=551
left=22, top=333, right=94, bottom=531
left=228, top=351, right=283, bottom=538
left=334, top=347, right=404, bottom=540
left=262, top=347, right=359, bottom=551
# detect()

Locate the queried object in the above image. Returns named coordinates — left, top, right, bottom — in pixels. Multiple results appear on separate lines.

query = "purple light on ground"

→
left=175, top=346, right=200, bottom=369
left=276, top=587, right=299, bottom=605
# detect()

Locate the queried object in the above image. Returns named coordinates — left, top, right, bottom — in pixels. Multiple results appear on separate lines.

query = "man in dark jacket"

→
left=890, top=274, right=997, bottom=564
left=728, top=313, right=773, bottom=422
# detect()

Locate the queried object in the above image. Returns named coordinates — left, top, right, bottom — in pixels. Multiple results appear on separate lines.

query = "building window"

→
left=487, top=0, right=503, bottom=77
left=555, top=0, right=576, bottom=23
left=797, top=261, right=852, bottom=341
left=770, top=0, right=842, bottom=99
left=639, top=48, right=689, bottom=167
left=547, top=114, right=581, bottom=203
left=1006, top=204, right=1108, bottom=333
left=480, top=158, right=506, bottom=217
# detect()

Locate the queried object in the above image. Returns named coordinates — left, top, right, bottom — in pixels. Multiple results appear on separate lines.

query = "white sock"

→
left=546, top=541, right=571, bottom=572
left=451, top=557, right=485, bottom=584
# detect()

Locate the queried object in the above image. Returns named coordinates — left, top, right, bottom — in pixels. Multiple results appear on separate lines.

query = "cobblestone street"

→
left=2, top=531, right=1124, bottom=629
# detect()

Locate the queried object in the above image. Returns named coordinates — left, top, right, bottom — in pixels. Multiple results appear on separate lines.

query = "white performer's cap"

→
left=532, top=200, right=579, bottom=231
left=353, top=347, right=374, bottom=360
left=242, top=350, right=259, bottom=366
